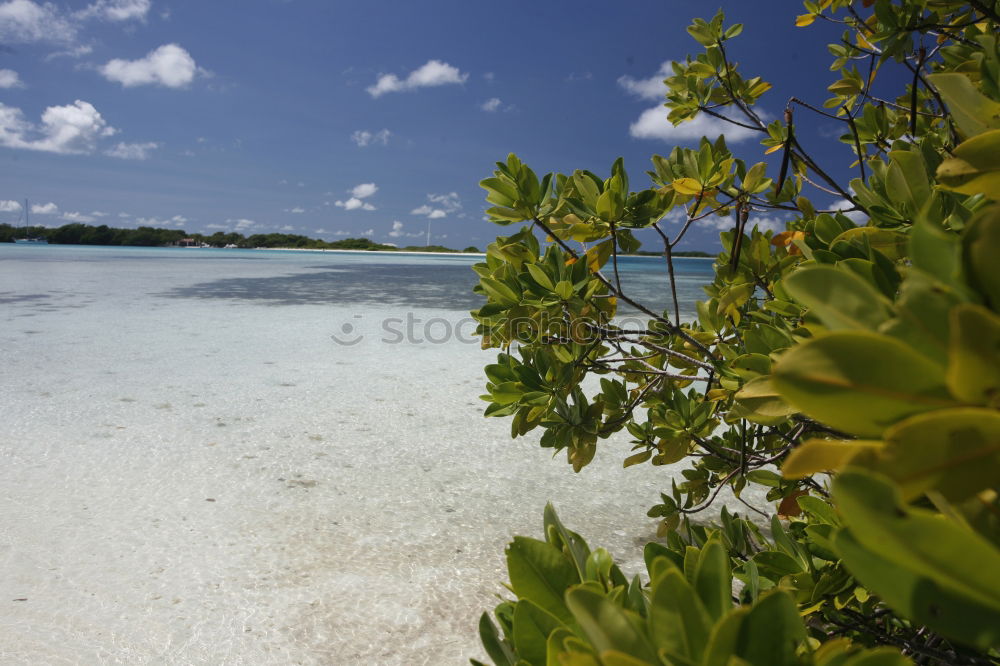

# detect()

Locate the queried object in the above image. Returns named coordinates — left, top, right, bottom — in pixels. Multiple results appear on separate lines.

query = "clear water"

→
left=0, top=245, right=749, bottom=665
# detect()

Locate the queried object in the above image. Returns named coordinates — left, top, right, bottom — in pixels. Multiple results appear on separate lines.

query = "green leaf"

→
left=543, top=503, right=592, bottom=582
left=694, top=537, right=732, bottom=622
left=565, top=586, right=660, bottom=663
left=506, top=537, right=580, bottom=623
left=783, top=265, right=893, bottom=331
left=700, top=607, right=748, bottom=666
left=947, top=304, right=1000, bottom=405
left=772, top=331, right=959, bottom=438
left=834, top=470, right=1000, bottom=650
left=479, top=612, right=516, bottom=666
left=830, top=227, right=908, bottom=262
left=962, top=205, right=1000, bottom=308
left=512, top=599, right=564, bottom=665
left=885, top=150, right=930, bottom=218
left=732, top=377, right=797, bottom=426
left=927, top=72, right=1000, bottom=138
left=481, top=278, right=522, bottom=306
left=856, top=407, right=1000, bottom=502
left=526, top=263, right=554, bottom=291
left=880, top=269, right=962, bottom=367
left=734, top=591, right=806, bottom=666
left=648, top=567, right=711, bottom=662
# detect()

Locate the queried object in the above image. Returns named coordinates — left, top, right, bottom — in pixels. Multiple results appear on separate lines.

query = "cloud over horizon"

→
left=0, top=99, right=117, bottom=154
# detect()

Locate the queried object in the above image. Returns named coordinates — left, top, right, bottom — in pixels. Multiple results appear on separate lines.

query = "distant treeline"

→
left=0, top=222, right=713, bottom=256
left=0, top=223, right=482, bottom=253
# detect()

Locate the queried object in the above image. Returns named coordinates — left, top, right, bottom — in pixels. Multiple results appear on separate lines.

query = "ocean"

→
left=0, top=245, right=738, bottom=664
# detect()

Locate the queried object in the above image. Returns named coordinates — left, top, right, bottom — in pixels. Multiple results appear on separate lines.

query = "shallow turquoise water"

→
left=0, top=244, right=741, bottom=665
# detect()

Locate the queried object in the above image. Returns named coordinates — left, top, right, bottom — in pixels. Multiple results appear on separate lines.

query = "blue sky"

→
left=1, top=0, right=864, bottom=250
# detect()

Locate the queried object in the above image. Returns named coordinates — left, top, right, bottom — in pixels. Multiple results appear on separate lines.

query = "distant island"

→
left=0, top=221, right=712, bottom=256
left=0, top=222, right=481, bottom=253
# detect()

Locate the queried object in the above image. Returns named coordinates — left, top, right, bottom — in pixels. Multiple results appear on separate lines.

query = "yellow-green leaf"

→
left=927, top=72, right=1000, bottom=138
left=732, top=376, right=797, bottom=426
left=856, top=408, right=1000, bottom=502
left=783, top=265, right=893, bottom=331
left=833, top=470, right=1000, bottom=649
left=936, top=129, right=1000, bottom=199
left=672, top=178, right=704, bottom=196
left=781, top=438, right=882, bottom=479
left=772, top=331, right=960, bottom=438
left=795, top=13, right=815, bottom=27
left=947, top=304, right=1000, bottom=405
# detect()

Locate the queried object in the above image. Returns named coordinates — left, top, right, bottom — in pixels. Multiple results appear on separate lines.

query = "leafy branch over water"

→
left=470, top=1, right=1000, bottom=664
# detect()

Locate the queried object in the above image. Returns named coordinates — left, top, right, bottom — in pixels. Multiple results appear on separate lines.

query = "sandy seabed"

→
left=0, top=246, right=755, bottom=664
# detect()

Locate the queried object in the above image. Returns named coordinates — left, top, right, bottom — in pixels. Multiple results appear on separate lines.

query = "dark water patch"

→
left=158, top=263, right=486, bottom=309
left=0, top=292, right=52, bottom=305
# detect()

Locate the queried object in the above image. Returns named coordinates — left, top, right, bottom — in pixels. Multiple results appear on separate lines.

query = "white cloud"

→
left=618, top=62, right=672, bottom=101
left=692, top=212, right=787, bottom=234
left=0, top=0, right=77, bottom=44
left=481, top=97, right=502, bottom=112
left=0, top=68, right=23, bottom=88
left=388, top=220, right=404, bottom=237
left=45, top=44, right=93, bottom=60
left=227, top=218, right=256, bottom=231
left=62, top=211, right=95, bottom=223
left=75, top=0, right=151, bottom=22
left=280, top=224, right=294, bottom=231
left=350, top=182, right=377, bottom=199
left=117, top=212, right=130, bottom=218
left=104, top=140, right=158, bottom=159
left=411, top=205, right=446, bottom=219
left=361, top=228, right=374, bottom=237
left=90, top=210, right=107, bottom=217
left=629, top=105, right=757, bottom=144
left=101, top=43, right=199, bottom=88
left=0, top=0, right=148, bottom=49
left=31, top=202, right=58, bottom=214
left=335, top=197, right=375, bottom=211
left=0, top=199, right=22, bottom=212
left=410, top=191, right=461, bottom=219
left=333, top=183, right=378, bottom=211
left=0, top=99, right=116, bottom=154
left=286, top=206, right=305, bottom=214
left=315, top=227, right=327, bottom=234
left=367, top=59, right=468, bottom=97
left=331, top=230, right=350, bottom=236
left=350, top=128, right=390, bottom=147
